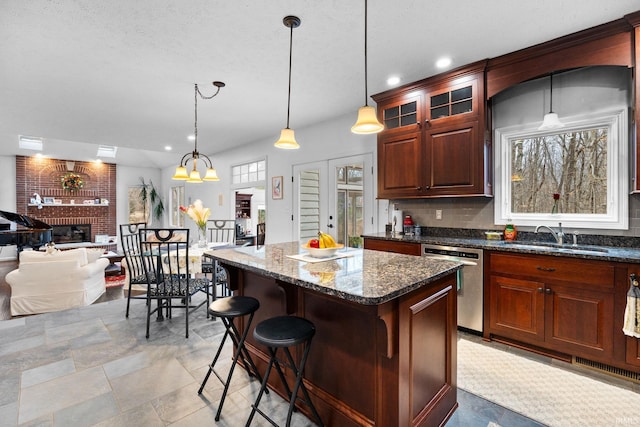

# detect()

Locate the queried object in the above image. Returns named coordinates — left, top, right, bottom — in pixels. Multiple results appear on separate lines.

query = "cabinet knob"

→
left=537, top=287, right=543, bottom=293
left=536, top=266, right=556, bottom=272
left=416, top=122, right=422, bottom=129
left=545, top=288, right=552, bottom=294
left=425, top=185, right=431, bottom=190
left=415, top=186, right=422, bottom=191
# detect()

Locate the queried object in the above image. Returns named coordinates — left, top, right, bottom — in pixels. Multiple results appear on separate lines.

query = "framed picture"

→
left=43, top=197, right=55, bottom=204
left=272, top=176, right=283, bottom=200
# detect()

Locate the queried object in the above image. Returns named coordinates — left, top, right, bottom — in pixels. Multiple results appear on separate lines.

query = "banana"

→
left=318, top=232, right=336, bottom=248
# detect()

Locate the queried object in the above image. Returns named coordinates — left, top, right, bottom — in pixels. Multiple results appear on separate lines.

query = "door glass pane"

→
left=299, top=169, right=321, bottom=241
left=337, top=190, right=346, bottom=245
left=336, top=163, right=364, bottom=248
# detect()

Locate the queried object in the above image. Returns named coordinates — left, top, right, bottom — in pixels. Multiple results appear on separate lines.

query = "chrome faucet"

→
left=535, top=222, right=564, bottom=245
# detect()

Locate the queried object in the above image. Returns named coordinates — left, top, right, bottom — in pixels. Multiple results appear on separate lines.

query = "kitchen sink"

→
left=501, top=241, right=609, bottom=254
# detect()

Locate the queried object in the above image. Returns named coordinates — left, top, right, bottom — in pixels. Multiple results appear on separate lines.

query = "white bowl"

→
left=302, top=243, right=344, bottom=258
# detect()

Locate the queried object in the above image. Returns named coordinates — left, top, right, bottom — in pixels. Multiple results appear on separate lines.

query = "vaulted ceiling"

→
left=2, top=0, right=639, bottom=167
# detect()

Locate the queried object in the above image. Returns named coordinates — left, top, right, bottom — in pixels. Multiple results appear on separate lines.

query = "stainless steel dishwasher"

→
left=421, top=244, right=484, bottom=333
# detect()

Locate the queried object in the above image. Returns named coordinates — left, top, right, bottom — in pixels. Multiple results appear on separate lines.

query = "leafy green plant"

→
left=139, top=177, right=164, bottom=222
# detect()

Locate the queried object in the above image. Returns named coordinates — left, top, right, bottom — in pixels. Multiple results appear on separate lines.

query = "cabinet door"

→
left=545, top=283, right=614, bottom=359
left=424, top=120, right=482, bottom=196
left=489, top=275, right=545, bottom=343
left=379, top=95, right=422, bottom=135
left=377, top=131, right=423, bottom=199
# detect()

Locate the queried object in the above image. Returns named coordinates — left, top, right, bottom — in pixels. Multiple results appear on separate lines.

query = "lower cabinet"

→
left=487, top=252, right=615, bottom=362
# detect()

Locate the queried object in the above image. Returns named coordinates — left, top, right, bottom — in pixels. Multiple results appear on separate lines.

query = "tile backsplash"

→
left=391, top=196, right=640, bottom=237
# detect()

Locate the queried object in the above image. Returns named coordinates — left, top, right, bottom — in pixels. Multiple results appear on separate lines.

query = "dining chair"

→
left=139, top=228, right=209, bottom=338
left=119, top=222, right=150, bottom=318
left=207, top=219, right=236, bottom=244
left=203, top=219, right=236, bottom=299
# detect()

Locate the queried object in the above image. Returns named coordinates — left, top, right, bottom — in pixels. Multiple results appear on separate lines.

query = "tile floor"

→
left=0, top=292, right=543, bottom=427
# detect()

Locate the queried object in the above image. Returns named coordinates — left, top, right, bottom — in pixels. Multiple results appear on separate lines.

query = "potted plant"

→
left=139, top=177, right=164, bottom=222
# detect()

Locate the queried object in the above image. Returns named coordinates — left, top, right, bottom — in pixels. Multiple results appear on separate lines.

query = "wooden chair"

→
left=119, top=222, right=149, bottom=318
left=139, top=228, right=209, bottom=338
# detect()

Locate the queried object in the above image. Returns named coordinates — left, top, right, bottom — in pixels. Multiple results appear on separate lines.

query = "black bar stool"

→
left=197, top=296, right=265, bottom=421
left=246, top=315, right=323, bottom=427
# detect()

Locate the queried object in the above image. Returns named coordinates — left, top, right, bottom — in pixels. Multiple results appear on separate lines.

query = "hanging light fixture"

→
left=539, top=72, right=564, bottom=131
left=173, top=81, right=225, bottom=183
left=275, top=15, right=301, bottom=149
left=351, top=0, right=383, bottom=134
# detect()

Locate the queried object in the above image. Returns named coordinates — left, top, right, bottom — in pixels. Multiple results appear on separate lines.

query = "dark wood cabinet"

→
left=486, top=252, right=615, bottom=362
left=374, top=62, right=491, bottom=199
left=363, top=238, right=421, bottom=256
left=235, top=193, right=251, bottom=218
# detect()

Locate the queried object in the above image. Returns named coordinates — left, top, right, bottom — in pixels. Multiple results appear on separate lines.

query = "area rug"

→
left=105, top=274, right=126, bottom=288
left=458, top=338, right=640, bottom=427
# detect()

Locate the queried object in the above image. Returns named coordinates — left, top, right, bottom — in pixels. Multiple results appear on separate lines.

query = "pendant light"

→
left=274, top=15, right=301, bottom=149
left=172, top=81, right=225, bottom=183
left=351, top=0, right=384, bottom=134
left=538, top=72, right=564, bottom=131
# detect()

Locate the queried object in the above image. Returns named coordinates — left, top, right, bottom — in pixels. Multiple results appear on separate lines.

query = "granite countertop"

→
left=363, top=232, right=640, bottom=263
left=203, top=241, right=462, bottom=305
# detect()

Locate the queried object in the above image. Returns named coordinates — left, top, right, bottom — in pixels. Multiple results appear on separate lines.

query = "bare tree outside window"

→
left=510, top=128, right=608, bottom=215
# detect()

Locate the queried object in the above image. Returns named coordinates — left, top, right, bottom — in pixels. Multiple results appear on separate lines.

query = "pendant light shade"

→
left=352, top=0, right=383, bottom=134
left=173, top=81, right=225, bottom=182
left=275, top=128, right=299, bottom=150
left=275, top=15, right=301, bottom=149
left=352, top=105, right=384, bottom=134
left=539, top=73, right=564, bottom=131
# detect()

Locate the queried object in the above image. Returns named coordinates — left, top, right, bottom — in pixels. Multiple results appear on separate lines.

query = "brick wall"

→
left=15, top=156, right=117, bottom=241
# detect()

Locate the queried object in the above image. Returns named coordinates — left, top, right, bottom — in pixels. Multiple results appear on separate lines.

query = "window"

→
left=128, top=186, right=148, bottom=223
left=232, top=160, right=266, bottom=185
left=170, top=186, right=185, bottom=227
left=494, top=109, right=628, bottom=229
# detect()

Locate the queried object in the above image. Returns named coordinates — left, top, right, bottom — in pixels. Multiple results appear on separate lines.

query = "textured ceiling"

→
left=1, top=0, right=639, bottom=167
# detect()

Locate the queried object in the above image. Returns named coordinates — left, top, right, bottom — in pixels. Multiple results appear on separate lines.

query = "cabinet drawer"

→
left=363, top=239, right=421, bottom=256
left=490, top=252, right=614, bottom=289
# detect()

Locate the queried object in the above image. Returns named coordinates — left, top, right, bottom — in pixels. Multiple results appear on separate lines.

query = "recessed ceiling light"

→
left=96, top=145, right=117, bottom=158
left=19, top=135, right=43, bottom=151
left=386, top=76, right=400, bottom=86
left=165, top=146, right=172, bottom=151
left=436, top=57, right=452, bottom=69
left=187, top=135, right=195, bottom=141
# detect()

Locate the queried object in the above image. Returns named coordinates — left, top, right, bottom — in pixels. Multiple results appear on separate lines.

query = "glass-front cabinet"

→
left=374, top=61, right=491, bottom=199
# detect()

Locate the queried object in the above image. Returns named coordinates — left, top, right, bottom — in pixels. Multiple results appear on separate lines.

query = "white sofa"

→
left=6, top=247, right=109, bottom=316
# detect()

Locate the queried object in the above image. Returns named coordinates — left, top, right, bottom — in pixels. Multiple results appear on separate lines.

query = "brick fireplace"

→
left=15, top=156, right=117, bottom=242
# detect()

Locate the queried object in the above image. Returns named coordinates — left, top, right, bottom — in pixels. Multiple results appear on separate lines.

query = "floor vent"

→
left=574, top=356, right=640, bottom=383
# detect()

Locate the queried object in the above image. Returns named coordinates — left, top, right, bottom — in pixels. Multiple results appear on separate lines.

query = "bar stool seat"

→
left=198, top=296, right=265, bottom=421
left=246, top=315, right=323, bottom=427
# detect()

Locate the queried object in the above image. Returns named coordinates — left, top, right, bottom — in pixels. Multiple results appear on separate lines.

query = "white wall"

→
left=160, top=113, right=379, bottom=244
left=0, top=155, right=18, bottom=259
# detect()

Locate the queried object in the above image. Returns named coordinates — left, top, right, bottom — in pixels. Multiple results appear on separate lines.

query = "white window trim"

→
left=494, top=108, right=628, bottom=230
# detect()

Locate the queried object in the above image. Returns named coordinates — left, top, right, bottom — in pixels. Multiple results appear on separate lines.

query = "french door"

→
left=293, top=154, right=374, bottom=247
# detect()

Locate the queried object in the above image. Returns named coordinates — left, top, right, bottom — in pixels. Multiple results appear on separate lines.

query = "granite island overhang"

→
left=204, top=242, right=462, bottom=427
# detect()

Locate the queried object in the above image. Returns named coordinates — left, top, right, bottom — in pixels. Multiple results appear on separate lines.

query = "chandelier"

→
left=172, top=81, right=225, bottom=183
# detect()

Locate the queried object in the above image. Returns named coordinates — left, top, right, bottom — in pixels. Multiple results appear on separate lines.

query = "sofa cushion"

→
left=20, top=247, right=89, bottom=267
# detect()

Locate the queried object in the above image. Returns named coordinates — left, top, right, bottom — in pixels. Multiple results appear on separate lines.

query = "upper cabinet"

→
left=374, top=62, right=491, bottom=199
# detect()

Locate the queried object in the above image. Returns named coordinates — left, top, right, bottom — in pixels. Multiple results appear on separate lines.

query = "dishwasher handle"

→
left=422, top=254, right=478, bottom=266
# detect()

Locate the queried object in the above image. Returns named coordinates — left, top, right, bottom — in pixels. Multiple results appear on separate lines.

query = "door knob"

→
left=326, top=224, right=334, bottom=228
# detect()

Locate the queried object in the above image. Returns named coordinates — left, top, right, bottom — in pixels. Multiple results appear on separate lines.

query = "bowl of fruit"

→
left=302, top=232, right=344, bottom=258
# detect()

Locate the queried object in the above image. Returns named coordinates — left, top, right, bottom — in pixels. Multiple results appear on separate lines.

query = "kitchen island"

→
left=204, top=242, right=462, bottom=427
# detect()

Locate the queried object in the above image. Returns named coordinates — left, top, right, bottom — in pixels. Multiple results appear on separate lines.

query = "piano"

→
left=0, top=210, right=53, bottom=251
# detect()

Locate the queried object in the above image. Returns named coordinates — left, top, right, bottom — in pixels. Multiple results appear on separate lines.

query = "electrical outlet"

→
left=436, top=210, right=442, bottom=220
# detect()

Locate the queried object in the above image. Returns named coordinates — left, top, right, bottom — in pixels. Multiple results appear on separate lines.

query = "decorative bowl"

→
left=301, top=243, right=344, bottom=258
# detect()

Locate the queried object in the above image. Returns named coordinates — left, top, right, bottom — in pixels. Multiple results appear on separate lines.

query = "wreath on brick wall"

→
left=61, top=173, right=84, bottom=191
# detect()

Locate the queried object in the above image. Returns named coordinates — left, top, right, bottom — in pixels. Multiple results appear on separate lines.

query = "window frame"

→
left=494, top=108, right=628, bottom=230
